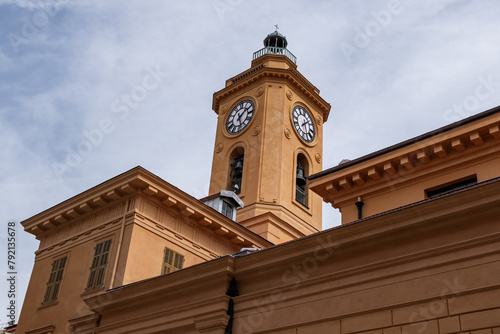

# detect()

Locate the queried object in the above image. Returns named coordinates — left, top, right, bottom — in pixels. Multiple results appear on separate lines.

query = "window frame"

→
left=221, top=200, right=234, bottom=219
left=425, top=176, right=478, bottom=198
left=161, top=247, right=185, bottom=275
left=42, top=256, right=68, bottom=305
left=85, top=239, right=112, bottom=291
left=228, top=147, right=245, bottom=195
left=295, top=155, right=309, bottom=208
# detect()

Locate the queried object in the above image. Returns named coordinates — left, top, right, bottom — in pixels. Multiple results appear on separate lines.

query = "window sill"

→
left=80, top=286, right=106, bottom=297
left=293, top=199, right=312, bottom=215
left=38, top=300, right=58, bottom=310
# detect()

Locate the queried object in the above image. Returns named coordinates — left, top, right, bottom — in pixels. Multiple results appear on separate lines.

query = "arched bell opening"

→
left=264, top=37, right=287, bottom=48
left=296, top=154, right=309, bottom=207
left=263, top=33, right=288, bottom=49
left=228, top=147, right=245, bottom=195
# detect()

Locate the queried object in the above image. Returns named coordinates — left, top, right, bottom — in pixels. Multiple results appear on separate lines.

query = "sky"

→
left=1, top=0, right=500, bottom=325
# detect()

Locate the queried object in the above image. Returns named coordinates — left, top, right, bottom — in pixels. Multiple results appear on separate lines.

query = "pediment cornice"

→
left=22, top=167, right=271, bottom=249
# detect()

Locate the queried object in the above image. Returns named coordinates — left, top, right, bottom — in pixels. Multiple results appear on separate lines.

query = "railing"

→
left=253, top=46, right=297, bottom=64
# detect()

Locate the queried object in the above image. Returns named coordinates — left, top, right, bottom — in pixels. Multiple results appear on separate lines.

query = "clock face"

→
left=226, top=100, right=255, bottom=135
left=292, top=105, right=316, bottom=143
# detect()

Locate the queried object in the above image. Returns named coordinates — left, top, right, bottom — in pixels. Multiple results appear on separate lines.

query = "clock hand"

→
left=300, top=119, right=307, bottom=131
left=238, top=110, right=246, bottom=124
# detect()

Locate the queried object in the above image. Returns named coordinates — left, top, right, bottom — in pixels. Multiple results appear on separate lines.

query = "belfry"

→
left=209, top=30, right=331, bottom=243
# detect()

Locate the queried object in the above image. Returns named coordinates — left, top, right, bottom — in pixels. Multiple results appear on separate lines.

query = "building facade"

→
left=16, top=31, right=500, bottom=334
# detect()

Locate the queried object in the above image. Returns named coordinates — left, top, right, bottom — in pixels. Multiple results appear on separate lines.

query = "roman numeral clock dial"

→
left=292, top=105, right=316, bottom=143
left=226, top=100, right=255, bottom=135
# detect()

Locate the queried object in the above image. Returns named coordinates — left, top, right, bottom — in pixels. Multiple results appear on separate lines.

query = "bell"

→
left=233, top=159, right=243, bottom=174
left=296, top=165, right=306, bottom=186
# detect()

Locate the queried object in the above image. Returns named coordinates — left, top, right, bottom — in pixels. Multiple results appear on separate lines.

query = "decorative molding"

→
left=256, top=87, right=264, bottom=96
left=137, top=195, right=259, bottom=250
left=286, top=90, right=293, bottom=100
left=25, top=324, right=56, bottom=334
left=284, top=128, right=291, bottom=139
left=68, top=313, right=100, bottom=334
left=35, top=204, right=129, bottom=256
left=311, top=117, right=500, bottom=198
left=24, top=167, right=272, bottom=258
left=315, top=153, right=322, bottom=164
left=213, top=67, right=331, bottom=122
left=194, top=313, right=230, bottom=333
left=230, top=64, right=265, bottom=85
left=215, top=143, right=224, bottom=153
left=25, top=193, right=132, bottom=239
left=252, top=125, right=262, bottom=136
left=316, top=115, right=323, bottom=126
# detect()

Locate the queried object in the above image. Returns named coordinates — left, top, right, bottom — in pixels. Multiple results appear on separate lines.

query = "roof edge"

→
left=310, top=104, right=500, bottom=180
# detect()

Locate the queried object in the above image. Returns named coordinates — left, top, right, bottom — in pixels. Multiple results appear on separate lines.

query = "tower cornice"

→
left=212, top=59, right=331, bottom=122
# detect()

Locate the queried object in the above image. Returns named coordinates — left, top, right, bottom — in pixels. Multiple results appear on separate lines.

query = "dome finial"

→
left=252, top=28, right=297, bottom=64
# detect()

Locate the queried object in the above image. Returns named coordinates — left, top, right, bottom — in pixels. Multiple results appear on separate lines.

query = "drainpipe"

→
left=355, top=197, right=364, bottom=220
left=225, top=277, right=239, bottom=334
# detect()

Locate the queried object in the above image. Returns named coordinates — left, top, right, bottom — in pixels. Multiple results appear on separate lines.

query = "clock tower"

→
left=209, top=30, right=331, bottom=244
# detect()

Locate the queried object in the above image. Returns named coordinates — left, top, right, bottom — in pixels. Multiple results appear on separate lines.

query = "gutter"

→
left=309, top=104, right=500, bottom=181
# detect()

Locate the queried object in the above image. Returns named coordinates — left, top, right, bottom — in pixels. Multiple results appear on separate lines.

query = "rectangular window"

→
left=42, top=256, right=67, bottom=304
left=161, top=248, right=184, bottom=275
left=221, top=200, right=234, bottom=219
left=86, top=239, right=112, bottom=291
left=426, top=176, right=478, bottom=198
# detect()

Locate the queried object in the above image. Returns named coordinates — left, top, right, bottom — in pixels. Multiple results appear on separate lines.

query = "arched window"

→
left=228, top=147, right=244, bottom=194
left=296, top=154, right=309, bottom=206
